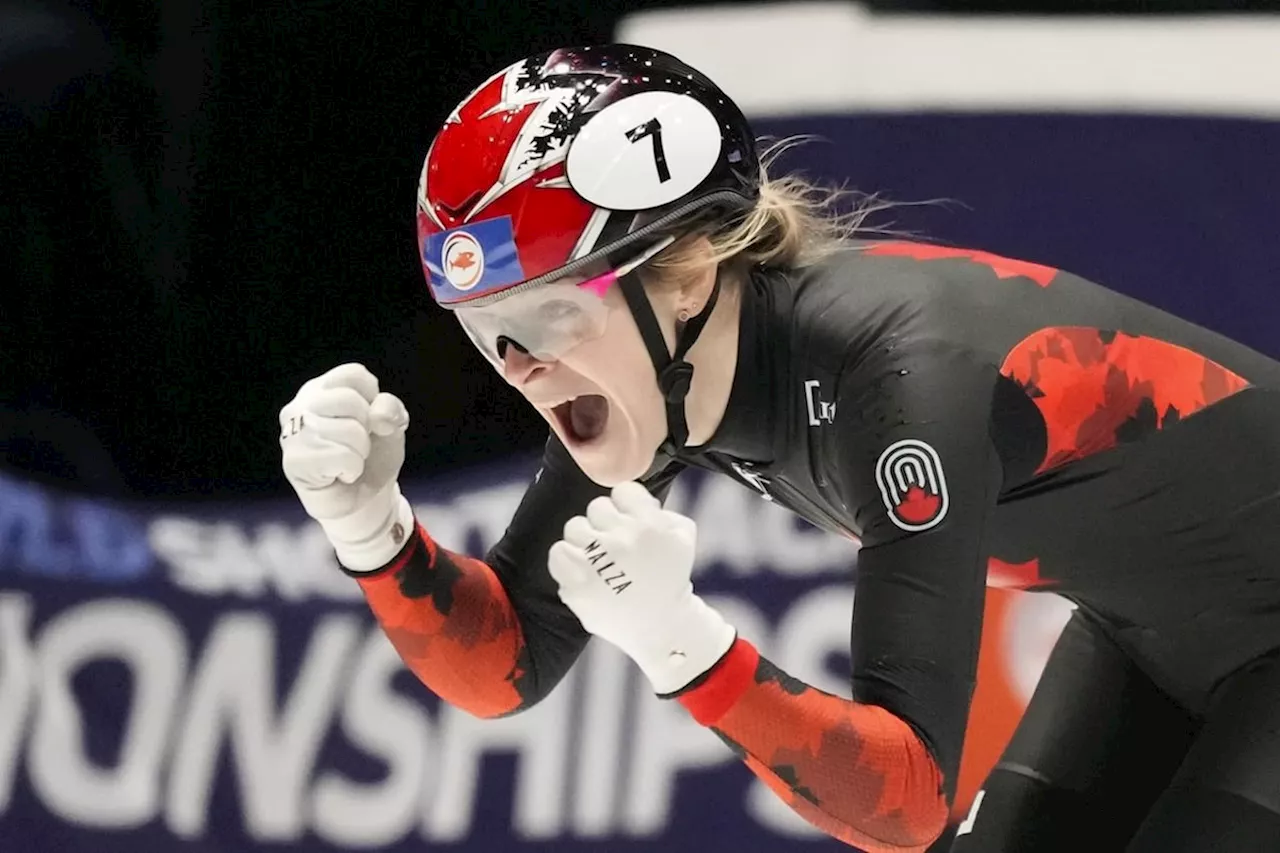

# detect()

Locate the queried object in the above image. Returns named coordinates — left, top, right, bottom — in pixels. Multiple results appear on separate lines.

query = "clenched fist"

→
left=548, top=482, right=736, bottom=695
left=280, top=363, right=415, bottom=571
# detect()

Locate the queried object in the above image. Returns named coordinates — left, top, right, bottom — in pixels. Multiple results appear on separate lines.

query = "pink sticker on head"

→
left=577, top=270, right=617, bottom=299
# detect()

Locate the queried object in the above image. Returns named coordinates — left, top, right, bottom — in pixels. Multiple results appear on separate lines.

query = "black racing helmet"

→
left=416, top=45, right=762, bottom=459
left=416, top=44, right=761, bottom=308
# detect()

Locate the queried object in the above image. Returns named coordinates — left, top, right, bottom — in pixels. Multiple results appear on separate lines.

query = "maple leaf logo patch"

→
left=875, top=439, right=949, bottom=532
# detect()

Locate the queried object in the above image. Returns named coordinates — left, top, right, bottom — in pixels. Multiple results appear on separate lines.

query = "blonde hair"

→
left=644, top=136, right=927, bottom=286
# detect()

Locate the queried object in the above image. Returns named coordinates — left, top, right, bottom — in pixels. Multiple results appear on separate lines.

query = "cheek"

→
left=603, top=281, right=684, bottom=354
left=571, top=300, right=657, bottom=383
left=626, top=289, right=681, bottom=355
left=562, top=306, right=665, bottom=423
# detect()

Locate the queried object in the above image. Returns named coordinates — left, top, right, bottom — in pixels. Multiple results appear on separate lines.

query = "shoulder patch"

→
left=875, top=439, right=949, bottom=531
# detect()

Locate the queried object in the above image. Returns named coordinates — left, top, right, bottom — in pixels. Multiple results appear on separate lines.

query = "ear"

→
left=672, top=235, right=718, bottom=322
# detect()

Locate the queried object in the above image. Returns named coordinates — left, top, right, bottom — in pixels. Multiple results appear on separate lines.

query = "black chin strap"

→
left=618, top=267, right=723, bottom=458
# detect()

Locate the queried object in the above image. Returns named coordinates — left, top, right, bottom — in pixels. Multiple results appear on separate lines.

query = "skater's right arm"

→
left=280, top=364, right=679, bottom=718
left=352, top=436, right=651, bottom=718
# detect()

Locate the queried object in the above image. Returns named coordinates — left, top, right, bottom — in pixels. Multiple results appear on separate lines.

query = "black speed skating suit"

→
left=354, top=241, right=1280, bottom=851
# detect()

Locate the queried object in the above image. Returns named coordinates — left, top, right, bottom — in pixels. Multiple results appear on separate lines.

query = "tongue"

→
left=569, top=395, right=608, bottom=441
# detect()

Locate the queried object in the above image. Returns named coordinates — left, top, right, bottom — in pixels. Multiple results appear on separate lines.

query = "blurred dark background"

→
left=4, top=0, right=1280, bottom=503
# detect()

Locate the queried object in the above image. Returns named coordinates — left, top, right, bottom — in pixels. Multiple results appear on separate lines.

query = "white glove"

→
left=548, top=482, right=736, bottom=695
left=280, top=363, right=415, bottom=572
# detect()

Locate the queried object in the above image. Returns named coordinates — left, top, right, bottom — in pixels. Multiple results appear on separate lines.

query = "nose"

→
left=501, top=341, right=553, bottom=386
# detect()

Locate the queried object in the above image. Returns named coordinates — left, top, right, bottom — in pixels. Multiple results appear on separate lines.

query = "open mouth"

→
left=551, top=394, right=609, bottom=445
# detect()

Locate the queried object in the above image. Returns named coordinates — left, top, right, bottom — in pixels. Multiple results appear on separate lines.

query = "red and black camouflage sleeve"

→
left=677, top=639, right=950, bottom=852
left=675, top=326, right=1006, bottom=850
left=348, top=436, right=684, bottom=718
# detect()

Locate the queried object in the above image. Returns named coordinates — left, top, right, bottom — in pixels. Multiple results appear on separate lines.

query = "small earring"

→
left=678, top=305, right=698, bottom=323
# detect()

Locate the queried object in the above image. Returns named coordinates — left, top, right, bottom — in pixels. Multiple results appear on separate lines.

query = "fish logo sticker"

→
left=442, top=231, right=484, bottom=291
left=422, top=216, right=525, bottom=304
left=876, top=439, right=949, bottom=531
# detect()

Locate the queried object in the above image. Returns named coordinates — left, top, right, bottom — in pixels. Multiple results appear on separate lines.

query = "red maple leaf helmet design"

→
left=416, top=45, right=761, bottom=308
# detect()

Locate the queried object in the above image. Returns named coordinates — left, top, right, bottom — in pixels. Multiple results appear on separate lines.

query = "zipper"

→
left=768, top=474, right=857, bottom=541
left=712, top=454, right=855, bottom=542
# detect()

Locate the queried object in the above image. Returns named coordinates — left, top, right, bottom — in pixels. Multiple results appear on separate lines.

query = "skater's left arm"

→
left=703, top=340, right=1006, bottom=852
left=545, top=482, right=958, bottom=853
left=546, top=339, right=1005, bottom=852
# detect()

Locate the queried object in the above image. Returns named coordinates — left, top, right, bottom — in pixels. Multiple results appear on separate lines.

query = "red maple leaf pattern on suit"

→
left=1001, top=327, right=1251, bottom=473
left=862, top=241, right=1060, bottom=287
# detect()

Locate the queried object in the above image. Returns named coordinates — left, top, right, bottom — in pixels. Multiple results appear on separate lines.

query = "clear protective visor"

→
left=456, top=236, right=674, bottom=369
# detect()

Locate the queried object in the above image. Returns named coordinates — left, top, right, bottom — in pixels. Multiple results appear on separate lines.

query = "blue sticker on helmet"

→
left=423, top=216, right=526, bottom=304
